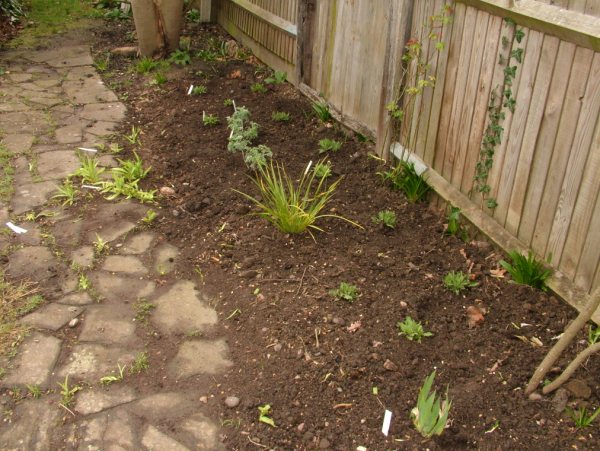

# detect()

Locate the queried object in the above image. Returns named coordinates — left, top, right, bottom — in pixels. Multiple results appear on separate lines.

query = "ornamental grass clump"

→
left=500, top=250, right=551, bottom=291
left=235, top=160, right=360, bottom=238
left=411, top=370, right=452, bottom=438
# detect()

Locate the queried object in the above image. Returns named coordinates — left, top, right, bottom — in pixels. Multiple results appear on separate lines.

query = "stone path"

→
left=0, top=36, right=231, bottom=449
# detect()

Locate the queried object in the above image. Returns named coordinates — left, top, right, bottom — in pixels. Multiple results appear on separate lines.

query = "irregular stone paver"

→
left=11, top=181, right=58, bottom=214
left=142, top=425, right=189, bottom=451
left=128, top=392, right=195, bottom=421
left=152, top=281, right=217, bottom=335
left=121, top=232, right=155, bottom=255
left=87, top=220, right=136, bottom=244
left=2, top=133, right=34, bottom=153
left=0, top=397, right=61, bottom=450
left=79, top=306, right=138, bottom=345
left=85, top=120, right=119, bottom=136
left=36, top=150, right=81, bottom=180
left=52, top=218, right=84, bottom=247
left=80, top=102, right=126, bottom=122
left=1, top=333, right=61, bottom=388
left=75, top=386, right=137, bottom=415
left=29, top=45, right=94, bottom=67
left=21, top=303, right=83, bottom=331
left=102, top=255, right=148, bottom=275
left=7, top=246, right=60, bottom=282
left=154, top=242, right=179, bottom=275
left=179, top=413, right=222, bottom=450
left=168, top=339, right=232, bottom=379
left=59, top=291, right=94, bottom=305
left=71, top=245, right=95, bottom=268
left=65, top=410, right=136, bottom=450
left=89, top=271, right=155, bottom=301
left=58, top=343, right=138, bottom=384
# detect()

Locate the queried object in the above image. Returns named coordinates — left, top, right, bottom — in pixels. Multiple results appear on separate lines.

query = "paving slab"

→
left=21, top=303, right=83, bottom=331
left=26, top=45, right=94, bottom=67
left=121, top=232, right=155, bottom=255
left=37, top=150, right=80, bottom=180
left=141, top=425, right=190, bottom=451
left=7, top=245, right=60, bottom=282
left=0, top=397, right=61, bottom=450
left=75, top=386, right=137, bottom=415
left=55, top=124, right=83, bottom=144
left=168, top=339, right=232, bottom=380
left=59, top=291, right=94, bottom=305
left=57, top=343, right=139, bottom=384
left=85, top=120, right=120, bottom=136
left=71, top=245, right=95, bottom=268
left=102, top=255, right=148, bottom=275
left=152, top=281, right=217, bottom=335
left=89, top=271, right=155, bottom=301
left=81, top=102, right=126, bottom=122
left=52, top=218, right=84, bottom=247
left=179, top=413, right=222, bottom=450
left=11, top=180, right=58, bottom=215
left=154, top=242, right=179, bottom=275
left=63, top=77, right=118, bottom=103
left=1, top=333, right=62, bottom=388
left=79, top=305, right=137, bottom=345
left=87, top=220, right=136, bottom=244
left=127, top=392, right=195, bottom=421
left=1, top=133, right=35, bottom=154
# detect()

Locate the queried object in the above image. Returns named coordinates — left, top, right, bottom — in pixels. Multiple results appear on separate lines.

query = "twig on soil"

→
left=315, top=328, right=320, bottom=348
left=333, top=403, right=353, bottom=409
left=247, top=436, right=267, bottom=448
left=295, top=267, right=308, bottom=295
left=59, top=403, right=76, bottom=417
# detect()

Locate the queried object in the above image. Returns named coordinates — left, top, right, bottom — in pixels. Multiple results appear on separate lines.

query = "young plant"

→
left=170, top=49, right=191, bottom=65
left=588, top=324, right=600, bottom=345
left=251, top=83, right=267, bottom=94
left=313, top=160, right=332, bottom=179
left=380, top=160, right=431, bottom=202
left=243, top=144, right=272, bottom=171
left=398, top=316, right=433, bottom=342
left=500, top=250, right=551, bottom=291
left=26, top=384, right=41, bottom=399
left=568, top=406, right=599, bottom=429
left=191, top=85, right=207, bottom=95
left=125, top=126, right=142, bottom=145
left=100, top=363, right=126, bottom=385
left=329, top=282, right=359, bottom=302
left=151, top=72, right=167, bottom=85
left=186, top=8, right=201, bottom=23
left=235, top=160, right=360, bottom=237
left=93, top=234, right=109, bottom=254
left=113, top=152, right=151, bottom=182
left=258, top=404, right=276, bottom=427
left=134, top=57, right=158, bottom=74
left=134, top=299, right=155, bottom=323
left=264, top=70, right=287, bottom=85
left=109, top=142, right=123, bottom=154
left=446, top=207, right=461, bottom=236
left=312, top=100, right=332, bottom=122
left=202, top=112, right=219, bottom=126
left=74, top=157, right=105, bottom=185
left=271, top=111, right=290, bottom=122
left=94, top=54, right=110, bottom=72
left=52, top=179, right=78, bottom=206
left=373, top=210, right=396, bottom=229
left=58, top=375, right=81, bottom=408
left=130, top=351, right=149, bottom=374
left=141, top=209, right=157, bottom=224
left=223, top=98, right=234, bottom=106
left=443, top=271, right=478, bottom=295
left=411, top=371, right=452, bottom=438
left=318, top=138, right=342, bottom=154
left=78, top=274, right=91, bottom=291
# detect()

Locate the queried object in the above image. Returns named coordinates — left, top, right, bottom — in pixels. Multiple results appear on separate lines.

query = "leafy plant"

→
left=134, top=57, right=158, bottom=74
left=196, top=49, right=218, bottom=61
left=93, top=234, right=109, bottom=254
left=588, top=324, right=600, bottom=345
left=101, top=175, right=156, bottom=203
left=223, top=98, right=234, bottom=106
left=191, top=85, right=207, bottom=95
left=446, top=207, right=461, bottom=236
left=264, top=70, right=287, bottom=85
left=130, top=351, right=149, bottom=374
left=170, top=49, right=191, bottom=65
left=235, top=160, right=359, bottom=237
left=109, top=142, right=123, bottom=154
left=52, top=179, right=78, bottom=206
left=74, top=156, right=105, bottom=185
left=568, top=406, right=599, bottom=429
left=125, top=126, right=142, bottom=145
left=227, top=106, right=271, bottom=169
left=243, top=144, right=272, bottom=171
left=329, top=282, right=359, bottom=302
left=314, top=160, right=332, bottom=179
left=113, top=152, right=151, bottom=182
left=398, top=316, right=433, bottom=342
left=318, top=139, right=342, bottom=154
left=373, top=210, right=396, bottom=229
left=134, top=299, right=155, bottom=323
left=411, top=371, right=452, bottom=438
left=142, top=209, right=157, bottom=224
left=151, top=72, right=167, bottom=85
left=380, top=160, right=430, bottom=202
left=202, top=112, right=219, bottom=126
left=100, top=363, right=126, bottom=385
left=58, top=375, right=81, bottom=407
left=271, top=111, right=290, bottom=122
left=258, top=404, right=276, bottom=427
left=500, top=250, right=551, bottom=291
left=26, top=384, right=41, bottom=399
left=443, top=271, right=478, bottom=295
left=78, top=274, right=91, bottom=291
left=312, top=100, right=332, bottom=122
left=94, top=53, right=110, bottom=72
left=186, top=8, right=201, bottom=23
left=251, top=83, right=267, bottom=94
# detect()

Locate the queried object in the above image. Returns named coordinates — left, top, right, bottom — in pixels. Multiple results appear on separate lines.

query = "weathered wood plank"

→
left=229, top=0, right=297, bottom=36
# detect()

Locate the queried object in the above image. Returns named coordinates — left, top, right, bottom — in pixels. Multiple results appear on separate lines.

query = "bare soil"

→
left=85, top=19, right=599, bottom=450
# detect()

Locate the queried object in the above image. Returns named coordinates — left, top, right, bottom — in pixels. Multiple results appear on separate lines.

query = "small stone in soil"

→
left=68, top=318, right=79, bottom=328
left=273, top=343, right=282, bottom=352
left=199, top=396, right=208, bottom=403
left=319, top=438, right=330, bottom=449
left=224, top=396, right=240, bottom=408
left=332, top=317, right=345, bottom=326
left=383, top=359, right=398, bottom=371
left=528, top=392, right=543, bottom=401
left=552, top=388, right=569, bottom=413
left=297, top=422, right=305, bottom=432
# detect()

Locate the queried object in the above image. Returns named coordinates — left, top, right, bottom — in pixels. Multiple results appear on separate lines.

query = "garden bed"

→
left=89, top=19, right=599, bottom=450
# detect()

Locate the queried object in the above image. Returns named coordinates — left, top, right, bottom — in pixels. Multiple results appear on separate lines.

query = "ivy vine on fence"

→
left=472, top=18, right=525, bottom=210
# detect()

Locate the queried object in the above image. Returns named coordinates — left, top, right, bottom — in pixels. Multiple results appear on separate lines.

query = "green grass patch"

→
left=0, top=144, right=15, bottom=203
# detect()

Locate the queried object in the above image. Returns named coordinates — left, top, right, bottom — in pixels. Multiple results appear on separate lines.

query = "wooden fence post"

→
left=296, top=0, right=315, bottom=87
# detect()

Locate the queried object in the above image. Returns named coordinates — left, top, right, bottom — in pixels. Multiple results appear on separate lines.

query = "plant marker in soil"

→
left=382, top=409, right=392, bottom=436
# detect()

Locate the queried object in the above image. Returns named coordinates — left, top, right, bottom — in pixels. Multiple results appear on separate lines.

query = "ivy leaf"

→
left=515, top=29, right=525, bottom=43
left=435, top=41, right=445, bottom=51
left=510, top=48, right=524, bottom=63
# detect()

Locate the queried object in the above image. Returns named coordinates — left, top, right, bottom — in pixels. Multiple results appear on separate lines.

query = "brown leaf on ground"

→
left=490, top=267, right=507, bottom=278
left=346, top=321, right=361, bottom=333
left=466, top=305, right=485, bottom=328
left=228, top=70, right=242, bottom=79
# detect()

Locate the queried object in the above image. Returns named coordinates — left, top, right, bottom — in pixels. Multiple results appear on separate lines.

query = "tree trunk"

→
left=131, top=0, right=184, bottom=57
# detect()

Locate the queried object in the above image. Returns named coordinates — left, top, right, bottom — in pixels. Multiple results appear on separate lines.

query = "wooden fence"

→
left=213, top=0, right=600, bottom=319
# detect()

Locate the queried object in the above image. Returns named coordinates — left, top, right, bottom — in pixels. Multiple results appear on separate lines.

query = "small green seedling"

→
left=223, top=98, right=234, bottom=106
left=443, top=271, right=478, bottom=295
left=74, top=157, right=105, bottom=185
left=258, top=404, right=276, bottom=427
left=588, top=324, right=600, bottom=345
left=318, top=138, right=342, bottom=154
left=398, top=316, right=433, bottom=342
left=264, top=70, right=287, bottom=84
left=500, top=250, right=551, bottom=291
left=134, top=57, right=158, bottom=74
left=151, top=72, right=167, bottom=85
left=93, top=234, right=109, bottom=254
left=191, top=85, right=207, bottom=95
left=130, top=351, right=149, bottom=374
left=170, top=49, right=191, bottom=65
left=113, top=152, right=151, bottom=182
left=271, top=111, right=290, bottom=122
left=314, top=160, right=332, bottom=179
left=379, top=161, right=431, bottom=202
left=78, top=274, right=91, bottom=291
left=312, top=100, right=332, bottom=122
left=203, top=112, right=219, bottom=126
left=142, top=209, right=157, bottom=224
left=568, top=406, right=600, bottom=429
left=251, top=83, right=267, bottom=94
left=26, top=384, right=41, bottom=399
left=226, top=308, right=242, bottom=320
left=446, top=207, right=461, bottom=236
left=52, top=179, right=78, bottom=206
left=58, top=375, right=81, bottom=407
left=329, top=282, right=359, bottom=302
left=411, top=370, right=452, bottom=438
left=186, top=8, right=201, bottom=23
left=94, top=54, right=110, bottom=72
left=109, top=142, right=123, bottom=154
left=372, top=210, right=396, bottom=229
left=125, top=126, right=142, bottom=145
left=100, top=363, right=126, bottom=385
left=134, top=299, right=155, bottom=323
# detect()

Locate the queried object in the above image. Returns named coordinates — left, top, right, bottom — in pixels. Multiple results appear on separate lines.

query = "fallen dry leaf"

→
left=490, top=267, right=507, bottom=278
left=466, top=305, right=485, bottom=328
left=228, top=69, right=242, bottom=79
left=383, top=359, right=398, bottom=371
left=347, top=321, right=361, bottom=333
left=459, top=248, right=468, bottom=260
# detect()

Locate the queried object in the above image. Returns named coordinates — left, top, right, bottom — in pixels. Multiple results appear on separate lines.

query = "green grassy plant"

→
left=57, top=375, right=81, bottom=407
left=271, top=111, right=290, bottom=122
left=191, top=85, right=207, bottom=95
left=373, top=210, right=396, bottom=229
left=141, top=209, right=157, bottom=224
left=251, top=83, right=267, bottom=94
left=568, top=406, right=599, bottom=428
left=312, top=100, right=332, bottom=122
left=78, top=274, right=91, bottom=291
left=74, top=156, right=105, bottom=185
left=134, top=57, right=159, bottom=74
left=134, top=299, right=155, bottom=323
left=329, top=282, right=359, bottom=302
left=100, top=363, right=126, bottom=385
left=93, top=234, right=109, bottom=255
left=443, top=271, right=478, bottom=295
left=223, top=98, right=234, bottom=106
left=0, top=144, right=15, bottom=202
left=186, top=8, right=201, bottom=23
left=125, top=126, right=142, bottom=145
left=130, top=352, right=149, bottom=374
left=26, top=384, right=41, bottom=399
left=202, top=112, right=219, bottom=126
left=500, top=250, right=551, bottom=291
left=380, top=160, right=431, bottom=202
left=52, top=179, right=78, bottom=206
left=258, top=404, right=276, bottom=427
left=235, top=160, right=359, bottom=237
left=151, top=72, right=167, bottom=85
left=411, top=371, right=451, bottom=438
left=318, top=139, right=342, bottom=154
left=170, top=49, right=191, bottom=65
left=588, top=324, right=600, bottom=345
left=113, top=152, right=151, bottom=182
left=264, top=70, right=287, bottom=84
left=314, top=160, right=332, bottom=179
left=398, top=316, right=433, bottom=342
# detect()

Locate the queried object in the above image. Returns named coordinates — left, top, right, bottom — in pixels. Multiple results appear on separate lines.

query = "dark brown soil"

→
left=87, top=19, right=599, bottom=450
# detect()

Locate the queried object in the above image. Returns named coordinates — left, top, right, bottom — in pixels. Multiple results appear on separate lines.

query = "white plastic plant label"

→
left=382, top=409, right=392, bottom=436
